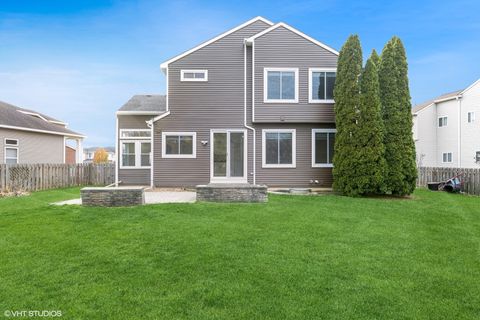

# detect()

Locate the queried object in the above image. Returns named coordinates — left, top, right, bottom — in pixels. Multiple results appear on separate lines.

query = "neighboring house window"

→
left=468, top=112, right=475, bottom=123
left=162, top=132, right=196, bottom=158
left=438, top=116, right=448, bottom=127
left=4, top=138, right=19, bottom=164
left=120, top=141, right=151, bottom=168
left=262, top=129, right=296, bottom=168
left=180, top=70, right=208, bottom=82
left=476, top=151, right=480, bottom=163
left=312, top=129, right=336, bottom=167
left=120, top=129, right=151, bottom=139
left=442, top=152, right=452, bottom=163
left=264, top=68, right=299, bottom=103
left=309, top=68, right=336, bottom=103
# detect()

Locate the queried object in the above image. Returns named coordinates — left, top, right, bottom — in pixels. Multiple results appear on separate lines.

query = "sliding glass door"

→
left=211, top=130, right=246, bottom=182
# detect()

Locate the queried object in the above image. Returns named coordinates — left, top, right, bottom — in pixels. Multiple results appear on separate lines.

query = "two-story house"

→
left=413, top=78, right=480, bottom=168
left=115, top=17, right=339, bottom=187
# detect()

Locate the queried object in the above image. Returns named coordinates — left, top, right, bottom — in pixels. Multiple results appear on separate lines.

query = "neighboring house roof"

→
left=412, top=90, right=462, bottom=114
left=160, top=16, right=274, bottom=71
left=117, top=95, right=167, bottom=114
left=0, top=100, right=85, bottom=138
left=84, top=146, right=115, bottom=153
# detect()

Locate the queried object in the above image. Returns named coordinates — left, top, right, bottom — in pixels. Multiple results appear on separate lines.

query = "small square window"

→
left=262, top=129, right=296, bottom=168
left=438, top=117, right=448, bottom=127
left=442, top=152, right=452, bottom=163
left=264, top=68, right=298, bottom=103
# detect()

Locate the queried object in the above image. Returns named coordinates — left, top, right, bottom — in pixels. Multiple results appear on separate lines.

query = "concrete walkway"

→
left=52, top=190, right=196, bottom=206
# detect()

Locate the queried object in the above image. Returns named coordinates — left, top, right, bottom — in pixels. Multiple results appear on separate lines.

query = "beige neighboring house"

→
left=412, top=78, right=480, bottom=168
left=0, top=101, right=85, bottom=164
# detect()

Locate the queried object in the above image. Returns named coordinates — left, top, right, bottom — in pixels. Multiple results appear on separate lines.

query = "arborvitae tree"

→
left=355, top=52, right=387, bottom=194
left=332, top=35, right=363, bottom=196
left=378, top=37, right=417, bottom=195
left=370, top=49, right=381, bottom=68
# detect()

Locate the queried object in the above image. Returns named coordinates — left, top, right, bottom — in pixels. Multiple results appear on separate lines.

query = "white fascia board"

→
left=434, top=95, right=461, bottom=104
left=245, top=22, right=339, bottom=56
left=160, top=16, right=274, bottom=72
left=116, top=111, right=163, bottom=116
left=0, top=124, right=86, bottom=138
left=460, top=78, right=480, bottom=95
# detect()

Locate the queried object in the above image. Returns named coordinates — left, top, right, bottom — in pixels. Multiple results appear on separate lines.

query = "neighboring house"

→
left=0, top=101, right=85, bottom=164
left=413, top=78, right=480, bottom=168
left=65, top=146, right=76, bottom=164
left=116, top=17, right=339, bottom=187
left=83, top=147, right=115, bottom=163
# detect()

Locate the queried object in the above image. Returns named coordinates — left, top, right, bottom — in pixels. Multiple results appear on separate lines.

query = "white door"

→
left=210, top=129, right=247, bottom=183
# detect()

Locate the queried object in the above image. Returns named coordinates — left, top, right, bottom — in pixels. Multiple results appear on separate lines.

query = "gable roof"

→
left=245, top=22, right=339, bottom=56
left=0, top=100, right=84, bottom=138
left=117, top=95, right=167, bottom=115
left=160, top=16, right=274, bottom=71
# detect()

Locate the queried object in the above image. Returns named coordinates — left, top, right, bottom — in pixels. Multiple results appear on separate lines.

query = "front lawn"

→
left=0, top=188, right=479, bottom=319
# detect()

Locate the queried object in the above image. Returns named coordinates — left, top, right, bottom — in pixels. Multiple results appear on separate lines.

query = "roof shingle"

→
left=118, top=95, right=167, bottom=113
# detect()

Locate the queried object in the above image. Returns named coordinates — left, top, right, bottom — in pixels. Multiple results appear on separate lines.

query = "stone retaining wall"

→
left=81, top=187, right=145, bottom=207
left=196, top=184, right=268, bottom=203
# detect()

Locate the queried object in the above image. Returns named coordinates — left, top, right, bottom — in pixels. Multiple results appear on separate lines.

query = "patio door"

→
left=211, top=129, right=247, bottom=183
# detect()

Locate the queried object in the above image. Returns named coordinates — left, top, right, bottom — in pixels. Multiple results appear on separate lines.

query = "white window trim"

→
left=180, top=70, right=208, bottom=82
left=263, top=68, right=299, bottom=103
left=442, top=152, right=453, bottom=163
left=468, top=111, right=475, bottom=123
left=438, top=116, right=448, bottom=128
left=308, top=68, right=336, bottom=104
left=161, top=132, right=197, bottom=159
left=119, top=140, right=151, bottom=169
left=262, top=129, right=296, bottom=168
left=311, top=129, right=336, bottom=168
left=119, top=129, right=151, bottom=140
left=4, top=138, right=19, bottom=146
left=4, top=146, right=19, bottom=164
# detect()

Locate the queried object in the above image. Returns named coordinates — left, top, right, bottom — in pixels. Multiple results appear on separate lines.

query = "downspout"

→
left=244, top=39, right=256, bottom=185
left=146, top=118, right=154, bottom=189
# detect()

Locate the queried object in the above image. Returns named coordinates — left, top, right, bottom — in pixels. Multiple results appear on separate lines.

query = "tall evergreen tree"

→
left=378, top=37, right=417, bottom=195
left=332, top=35, right=363, bottom=196
left=370, top=49, right=381, bottom=68
left=355, top=52, right=387, bottom=194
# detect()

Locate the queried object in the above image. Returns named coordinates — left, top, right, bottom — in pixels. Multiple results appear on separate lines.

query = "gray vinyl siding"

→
left=0, top=128, right=64, bottom=164
left=117, top=115, right=152, bottom=185
left=254, top=26, right=338, bottom=123
left=255, top=123, right=335, bottom=187
left=153, top=20, right=271, bottom=187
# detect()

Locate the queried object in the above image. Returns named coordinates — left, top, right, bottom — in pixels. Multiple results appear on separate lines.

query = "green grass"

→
left=0, top=188, right=479, bottom=319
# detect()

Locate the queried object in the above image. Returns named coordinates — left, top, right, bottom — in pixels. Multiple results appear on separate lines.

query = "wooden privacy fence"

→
left=417, top=167, right=480, bottom=195
left=0, top=163, right=115, bottom=192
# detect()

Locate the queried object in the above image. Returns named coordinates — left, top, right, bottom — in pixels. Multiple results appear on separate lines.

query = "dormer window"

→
left=181, top=70, right=208, bottom=82
left=264, top=68, right=299, bottom=103
left=309, top=68, right=336, bottom=103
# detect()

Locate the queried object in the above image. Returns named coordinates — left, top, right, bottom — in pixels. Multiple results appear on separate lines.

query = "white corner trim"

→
left=152, top=111, right=171, bottom=123
left=180, top=70, right=208, bottom=82
left=261, top=129, right=296, bottom=168
left=245, top=22, right=339, bottom=56
left=308, top=68, right=337, bottom=104
left=263, top=67, right=299, bottom=104
left=311, top=128, right=336, bottom=168
left=161, top=132, right=197, bottom=159
left=160, top=16, right=274, bottom=71
left=0, top=124, right=85, bottom=138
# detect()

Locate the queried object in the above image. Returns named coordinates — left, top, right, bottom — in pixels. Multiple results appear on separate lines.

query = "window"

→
left=309, top=68, right=336, bottom=103
left=442, top=152, right=452, bottom=163
left=181, top=70, right=208, bottom=82
left=4, top=139, right=19, bottom=164
left=468, top=112, right=475, bottom=123
left=264, top=68, right=299, bottom=103
left=262, top=129, right=296, bottom=168
left=438, top=116, right=448, bottom=127
left=312, top=129, right=336, bottom=167
left=120, top=129, right=151, bottom=139
left=162, top=132, right=196, bottom=158
left=476, top=151, right=480, bottom=163
left=120, top=141, right=151, bottom=168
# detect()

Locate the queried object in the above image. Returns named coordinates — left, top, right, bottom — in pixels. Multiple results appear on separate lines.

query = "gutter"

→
left=244, top=40, right=256, bottom=185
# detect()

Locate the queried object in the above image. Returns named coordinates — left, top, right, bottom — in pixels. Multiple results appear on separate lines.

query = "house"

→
left=0, top=100, right=85, bottom=164
left=413, top=78, right=480, bottom=168
left=83, top=147, right=115, bottom=163
left=115, top=17, right=339, bottom=187
left=65, top=146, right=76, bottom=164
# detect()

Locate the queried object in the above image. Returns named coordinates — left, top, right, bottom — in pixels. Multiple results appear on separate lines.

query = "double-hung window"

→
left=438, top=116, right=448, bottom=127
left=181, top=70, right=208, bottom=82
left=4, top=138, right=19, bottom=164
left=264, top=68, right=299, bottom=103
left=312, top=129, right=336, bottom=167
left=309, top=68, right=336, bottom=103
left=262, top=129, right=296, bottom=168
left=119, top=129, right=151, bottom=169
left=162, top=132, right=196, bottom=158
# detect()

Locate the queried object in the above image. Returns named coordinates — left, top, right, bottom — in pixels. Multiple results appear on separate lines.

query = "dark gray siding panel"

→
left=254, top=26, right=338, bottom=123
left=255, top=123, right=335, bottom=187
left=117, top=115, right=152, bottom=186
left=153, top=20, right=271, bottom=187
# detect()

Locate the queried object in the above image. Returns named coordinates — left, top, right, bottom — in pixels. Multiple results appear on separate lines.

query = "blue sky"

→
left=1, top=0, right=479, bottom=147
